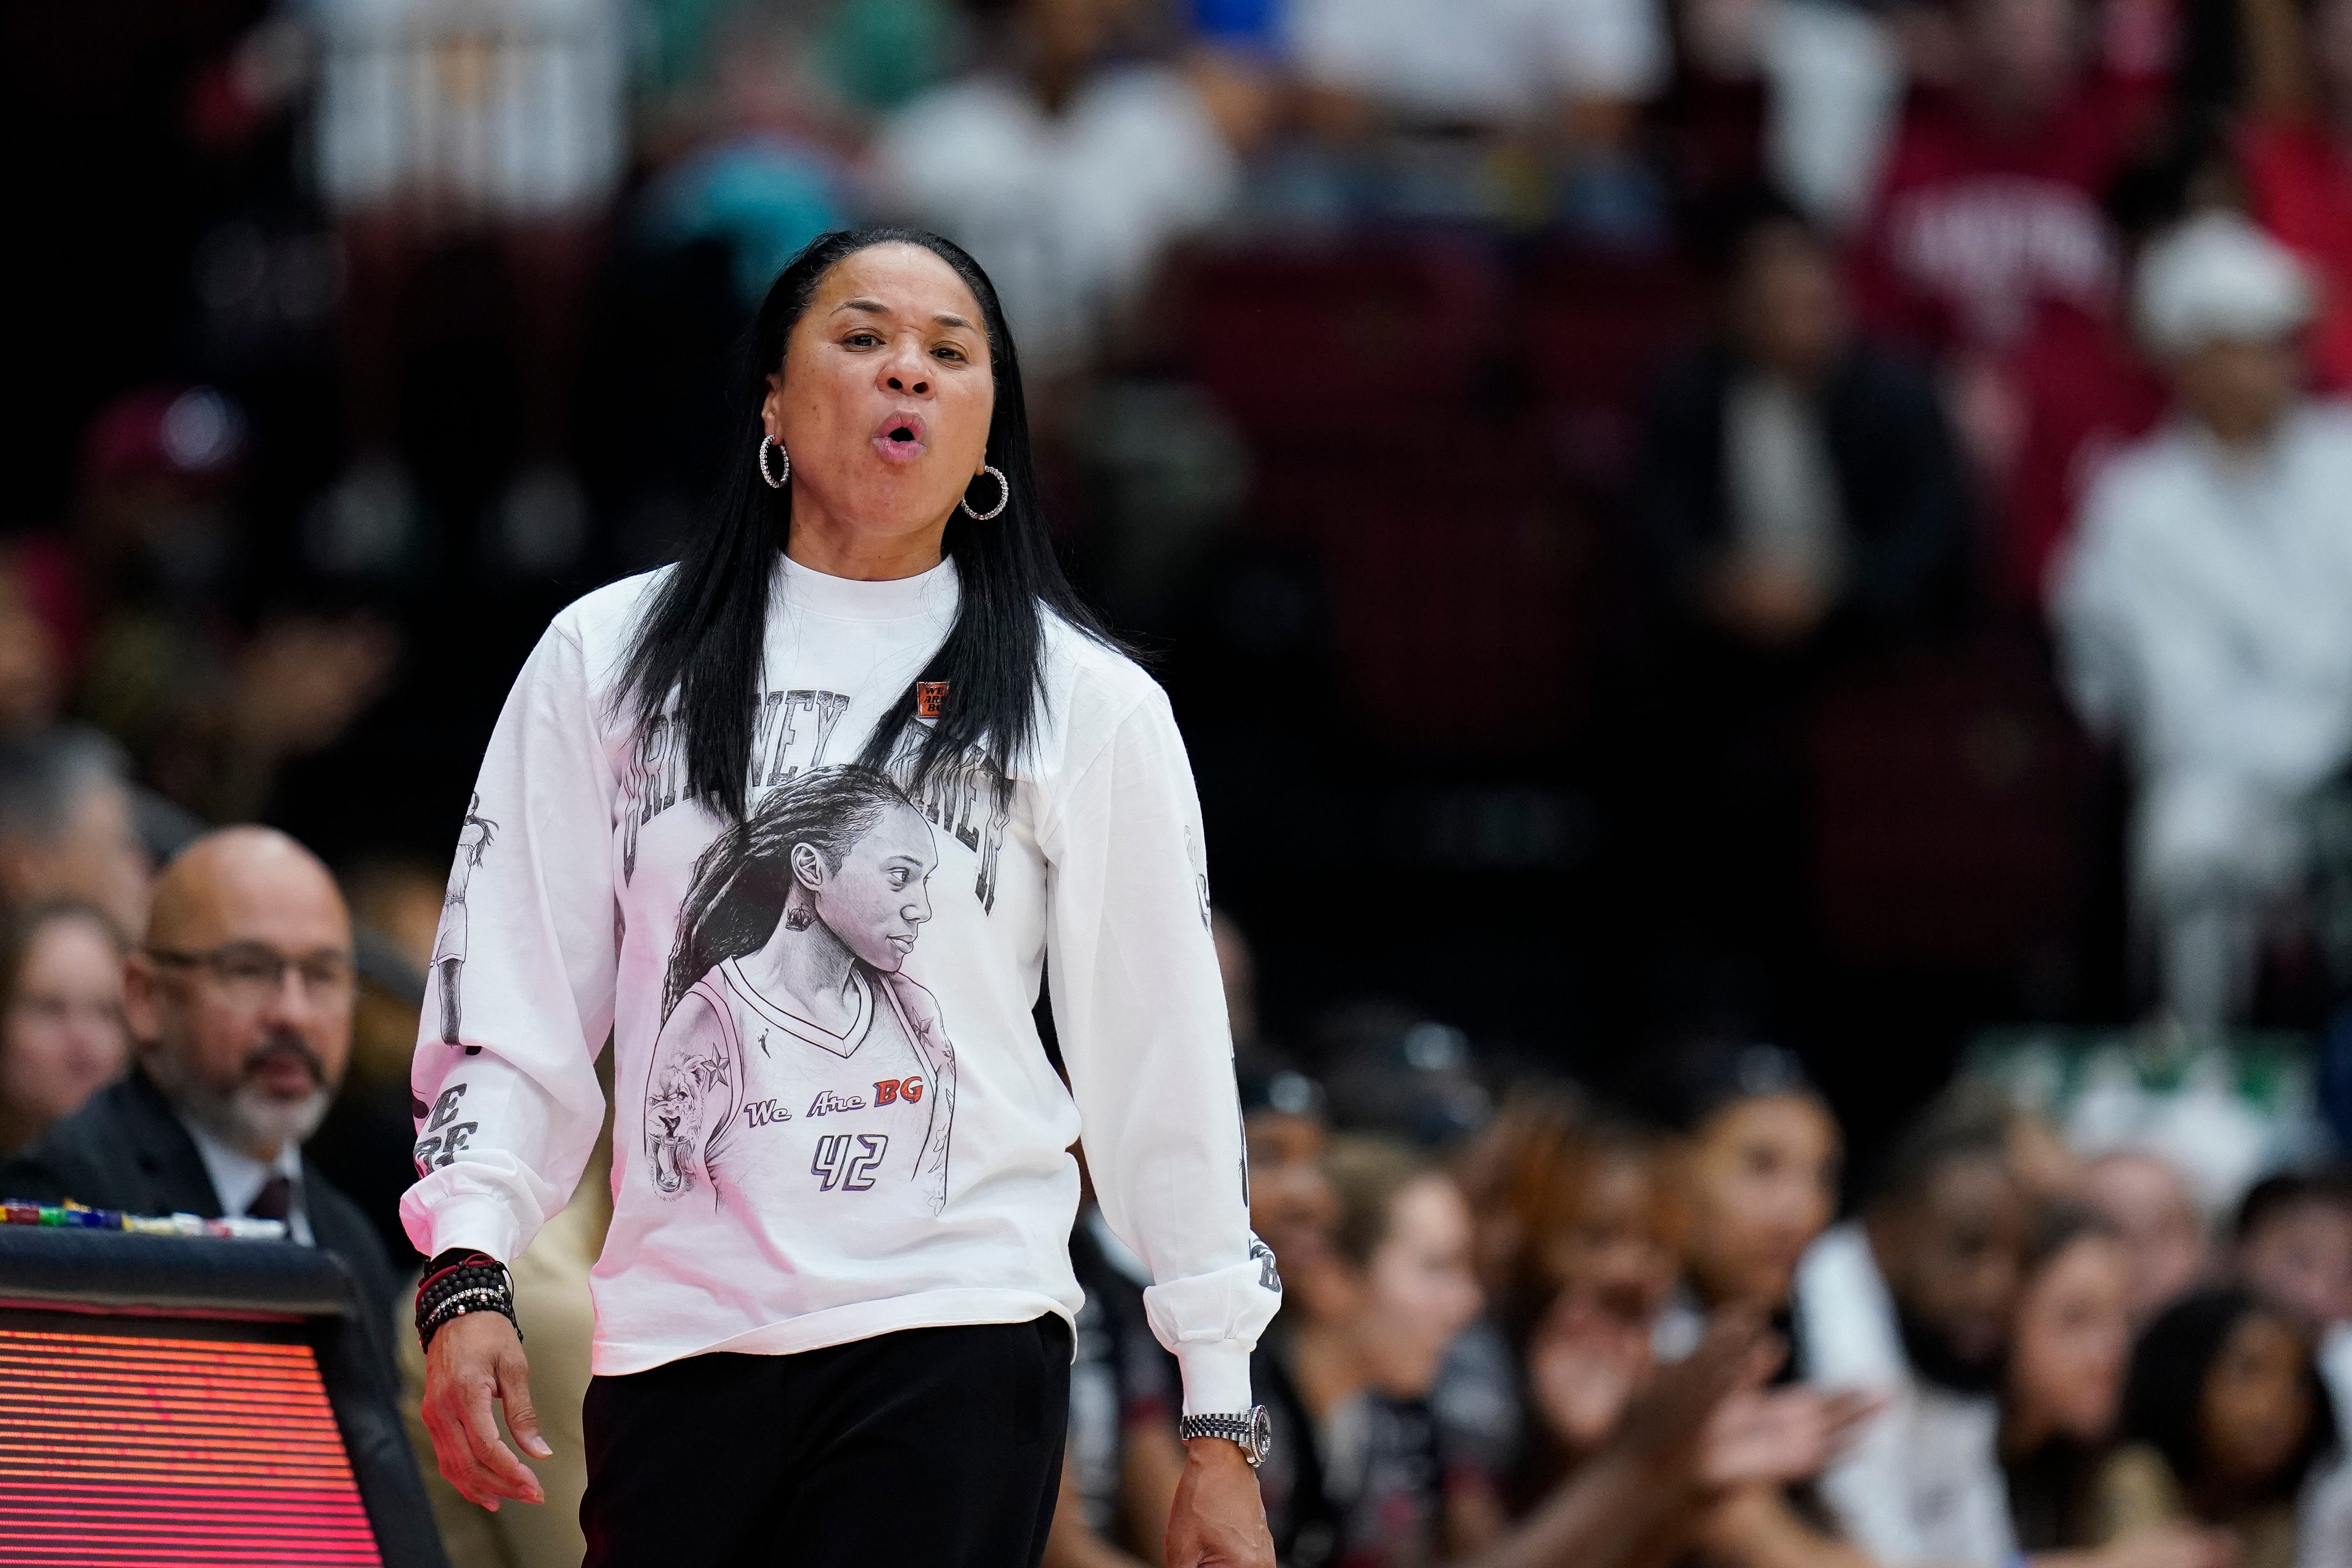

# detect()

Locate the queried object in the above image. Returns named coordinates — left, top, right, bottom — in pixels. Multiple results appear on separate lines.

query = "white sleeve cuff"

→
left=398, top=1186, right=528, bottom=1264
left=1175, top=1341, right=1257, bottom=1416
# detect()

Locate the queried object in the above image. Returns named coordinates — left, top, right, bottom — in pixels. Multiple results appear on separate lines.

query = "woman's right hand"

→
left=419, top=1310, right=550, bottom=1511
left=1525, top=1290, right=1659, bottom=1454
left=1698, top=1385, right=1884, bottom=1489
left=1608, top=1308, right=1777, bottom=1476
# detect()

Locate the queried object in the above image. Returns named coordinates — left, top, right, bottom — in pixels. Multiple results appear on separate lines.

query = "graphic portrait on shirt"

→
left=642, top=765, right=957, bottom=1214
left=435, top=794, right=497, bottom=1050
left=625, top=684, right=1014, bottom=914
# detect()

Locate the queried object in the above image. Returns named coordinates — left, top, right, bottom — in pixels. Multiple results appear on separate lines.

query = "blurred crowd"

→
left=1019, top=919, right=2352, bottom=1568
left=17, top=0, right=2352, bottom=1557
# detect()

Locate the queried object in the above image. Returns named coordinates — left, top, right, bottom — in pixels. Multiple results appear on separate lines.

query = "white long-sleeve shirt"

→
left=400, top=555, right=1279, bottom=1411
left=1795, top=1222, right=2017, bottom=1568
left=2051, top=404, right=2352, bottom=900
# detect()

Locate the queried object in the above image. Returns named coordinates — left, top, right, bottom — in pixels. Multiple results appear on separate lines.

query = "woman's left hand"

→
left=1162, top=1439, right=1273, bottom=1568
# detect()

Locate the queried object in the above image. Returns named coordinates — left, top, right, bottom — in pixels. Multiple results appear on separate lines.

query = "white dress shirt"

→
left=181, top=1115, right=314, bottom=1246
left=1726, top=372, right=1849, bottom=601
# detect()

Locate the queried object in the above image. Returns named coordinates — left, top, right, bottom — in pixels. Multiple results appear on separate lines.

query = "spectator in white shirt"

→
left=1285, top=0, right=1669, bottom=127
left=870, top=0, right=1239, bottom=381
left=1283, top=0, right=1672, bottom=233
left=2051, top=213, right=2352, bottom=1031
left=1798, top=1094, right=2035, bottom=1568
left=300, top=0, right=626, bottom=578
left=1790, top=1100, right=2239, bottom=1568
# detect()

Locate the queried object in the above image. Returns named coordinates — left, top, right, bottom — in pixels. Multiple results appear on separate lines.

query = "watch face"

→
left=1247, top=1405, right=1273, bottom=1465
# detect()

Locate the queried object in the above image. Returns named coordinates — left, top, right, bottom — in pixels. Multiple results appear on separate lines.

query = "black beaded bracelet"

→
left=418, top=1281, right=519, bottom=1350
left=417, top=1256, right=508, bottom=1311
left=421, top=1290, right=520, bottom=1347
left=415, top=1248, right=521, bottom=1351
left=418, top=1264, right=504, bottom=1315
left=418, top=1273, right=507, bottom=1324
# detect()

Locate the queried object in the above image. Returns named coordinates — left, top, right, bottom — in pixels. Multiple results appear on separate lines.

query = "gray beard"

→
left=148, top=1051, right=332, bottom=1161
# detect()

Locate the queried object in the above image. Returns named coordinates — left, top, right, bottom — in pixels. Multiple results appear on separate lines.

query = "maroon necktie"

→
left=246, top=1174, right=294, bottom=1223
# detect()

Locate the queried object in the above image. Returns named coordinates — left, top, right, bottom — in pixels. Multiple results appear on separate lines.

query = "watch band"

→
left=1179, top=1407, right=1271, bottom=1467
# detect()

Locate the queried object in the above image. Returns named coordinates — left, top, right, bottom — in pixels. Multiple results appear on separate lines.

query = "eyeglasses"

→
left=146, top=943, right=357, bottom=1006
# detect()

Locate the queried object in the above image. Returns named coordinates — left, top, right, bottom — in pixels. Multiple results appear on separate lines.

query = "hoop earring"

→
left=960, top=464, right=1009, bottom=521
left=758, top=435, right=790, bottom=490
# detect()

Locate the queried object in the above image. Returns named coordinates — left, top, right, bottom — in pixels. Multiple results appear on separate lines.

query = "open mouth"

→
left=872, top=412, right=927, bottom=462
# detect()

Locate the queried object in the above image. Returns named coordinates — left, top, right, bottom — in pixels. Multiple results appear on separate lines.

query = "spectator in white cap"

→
left=2051, top=211, right=2352, bottom=1029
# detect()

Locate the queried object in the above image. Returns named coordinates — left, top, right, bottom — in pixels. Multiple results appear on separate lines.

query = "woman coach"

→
left=406, top=228, right=1281, bottom=1568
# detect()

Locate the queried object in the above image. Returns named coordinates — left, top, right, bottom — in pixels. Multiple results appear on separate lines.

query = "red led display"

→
left=0, top=1326, right=382, bottom=1566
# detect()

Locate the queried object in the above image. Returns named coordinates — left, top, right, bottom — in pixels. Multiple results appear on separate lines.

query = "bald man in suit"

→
left=2, top=826, right=398, bottom=1351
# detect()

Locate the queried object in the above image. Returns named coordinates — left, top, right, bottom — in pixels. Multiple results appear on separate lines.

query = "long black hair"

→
left=2119, top=1286, right=2337, bottom=1505
left=618, top=226, right=1117, bottom=822
left=663, top=765, right=917, bottom=1017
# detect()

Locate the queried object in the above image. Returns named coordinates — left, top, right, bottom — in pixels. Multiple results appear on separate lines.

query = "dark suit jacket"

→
left=0, top=1067, right=402, bottom=1384
left=1636, top=339, right=1972, bottom=635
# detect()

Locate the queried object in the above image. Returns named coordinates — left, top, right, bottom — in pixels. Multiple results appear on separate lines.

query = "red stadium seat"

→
left=1517, top=245, right=1703, bottom=492
left=1175, top=236, right=1508, bottom=440
left=1807, top=634, right=2098, bottom=975
left=1249, top=428, right=1592, bottom=753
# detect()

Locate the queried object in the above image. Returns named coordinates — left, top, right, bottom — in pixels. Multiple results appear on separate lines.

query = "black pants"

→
left=580, top=1315, right=1070, bottom=1568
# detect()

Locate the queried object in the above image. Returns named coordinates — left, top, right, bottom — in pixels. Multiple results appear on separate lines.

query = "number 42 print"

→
left=812, top=1133, right=889, bottom=1191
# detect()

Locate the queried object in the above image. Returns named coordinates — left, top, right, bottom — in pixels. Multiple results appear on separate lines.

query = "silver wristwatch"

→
left=1179, top=1406, right=1273, bottom=1467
